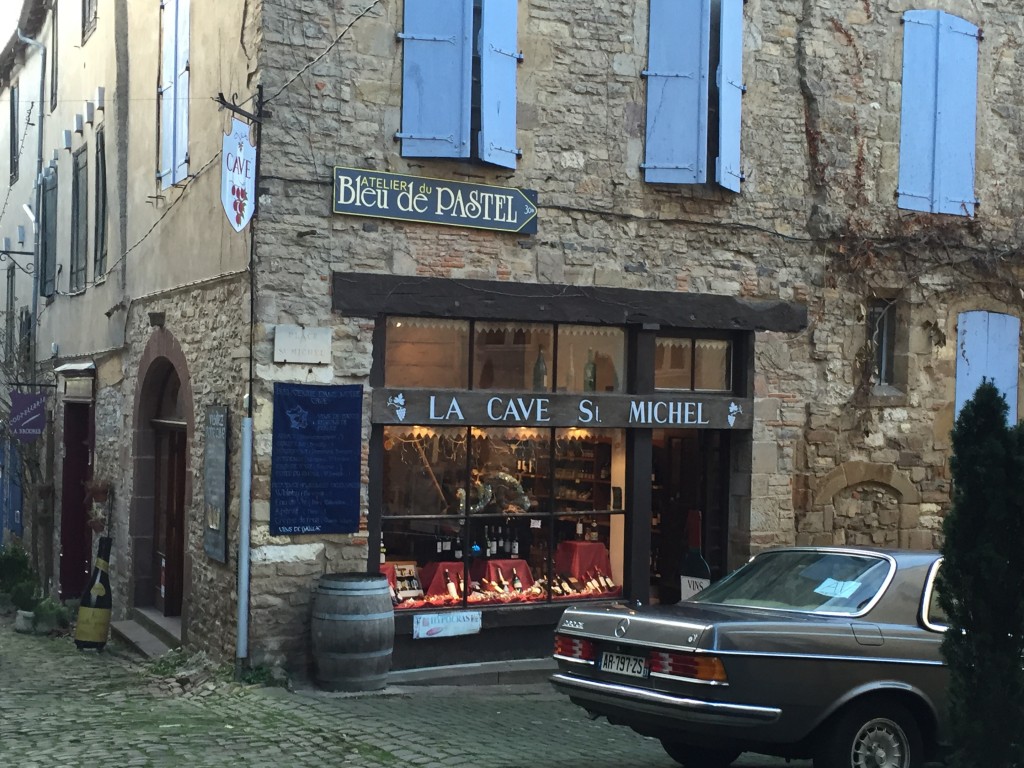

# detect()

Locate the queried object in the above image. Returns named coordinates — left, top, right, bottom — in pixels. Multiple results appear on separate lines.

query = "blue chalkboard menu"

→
left=270, top=383, right=363, bottom=535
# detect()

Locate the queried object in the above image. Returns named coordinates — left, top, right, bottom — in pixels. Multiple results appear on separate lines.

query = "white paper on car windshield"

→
left=814, top=578, right=861, bottom=598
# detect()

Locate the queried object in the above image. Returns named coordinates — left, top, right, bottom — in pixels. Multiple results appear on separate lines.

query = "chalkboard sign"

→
left=203, top=406, right=229, bottom=563
left=270, top=383, right=363, bottom=535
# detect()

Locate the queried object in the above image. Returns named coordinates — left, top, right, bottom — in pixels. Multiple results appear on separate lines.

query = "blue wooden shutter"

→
left=158, top=0, right=177, bottom=188
left=934, top=13, right=978, bottom=215
left=898, top=10, right=978, bottom=215
left=643, top=0, right=711, bottom=184
left=173, top=0, right=190, bottom=184
left=956, top=311, right=1020, bottom=423
left=398, top=0, right=472, bottom=159
left=478, top=0, right=521, bottom=168
left=715, top=0, right=744, bottom=192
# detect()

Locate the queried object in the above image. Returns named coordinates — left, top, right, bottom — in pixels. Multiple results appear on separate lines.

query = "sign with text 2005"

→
left=333, top=167, right=538, bottom=234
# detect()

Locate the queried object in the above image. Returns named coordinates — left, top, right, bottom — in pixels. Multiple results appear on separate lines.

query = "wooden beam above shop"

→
left=332, top=272, right=807, bottom=333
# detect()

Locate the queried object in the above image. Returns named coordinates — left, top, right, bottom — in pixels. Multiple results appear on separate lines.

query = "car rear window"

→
left=690, top=550, right=893, bottom=615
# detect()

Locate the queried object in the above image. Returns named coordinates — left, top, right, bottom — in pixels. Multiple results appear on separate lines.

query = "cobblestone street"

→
left=0, top=615, right=809, bottom=768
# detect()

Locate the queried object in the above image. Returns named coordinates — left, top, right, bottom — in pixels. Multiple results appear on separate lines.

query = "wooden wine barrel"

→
left=311, top=572, right=394, bottom=692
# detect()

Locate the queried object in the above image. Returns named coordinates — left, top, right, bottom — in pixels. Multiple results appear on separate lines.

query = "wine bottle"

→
left=583, top=347, right=597, bottom=391
left=559, top=574, right=574, bottom=594
left=495, top=567, right=510, bottom=592
left=511, top=568, right=524, bottom=592
left=584, top=571, right=600, bottom=592
left=533, top=345, right=548, bottom=391
left=75, top=536, right=113, bottom=650
left=458, top=573, right=466, bottom=595
left=510, top=529, right=519, bottom=557
left=435, top=526, right=443, bottom=556
left=444, top=569, right=460, bottom=600
left=679, top=510, right=712, bottom=601
left=497, top=526, right=506, bottom=555
left=596, top=567, right=614, bottom=590
left=576, top=519, right=584, bottom=539
left=550, top=579, right=564, bottom=596
left=454, top=536, right=464, bottom=560
left=388, top=581, right=400, bottom=605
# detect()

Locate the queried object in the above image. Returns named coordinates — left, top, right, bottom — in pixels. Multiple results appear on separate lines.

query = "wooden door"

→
left=59, top=403, right=93, bottom=600
left=153, top=423, right=186, bottom=616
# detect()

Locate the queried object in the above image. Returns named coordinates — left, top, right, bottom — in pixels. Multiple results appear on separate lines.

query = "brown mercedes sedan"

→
left=551, top=547, right=948, bottom=768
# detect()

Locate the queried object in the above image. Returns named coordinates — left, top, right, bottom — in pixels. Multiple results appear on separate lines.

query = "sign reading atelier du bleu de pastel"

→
left=333, top=167, right=538, bottom=234
left=372, top=389, right=753, bottom=430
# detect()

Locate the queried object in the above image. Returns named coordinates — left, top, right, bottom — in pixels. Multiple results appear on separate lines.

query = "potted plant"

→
left=0, top=544, right=34, bottom=617
left=32, top=597, right=70, bottom=635
left=11, top=580, right=39, bottom=633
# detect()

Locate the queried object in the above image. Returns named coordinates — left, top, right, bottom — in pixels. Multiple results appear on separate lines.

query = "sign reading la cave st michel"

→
left=333, top=167, right=538, bottom=234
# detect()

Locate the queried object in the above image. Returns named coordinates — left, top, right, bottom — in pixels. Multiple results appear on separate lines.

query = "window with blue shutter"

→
left=715, top=0, right=745, bottom=191
left=478, top=0, right=521, bottom=169
left=898, top=10, right=979, bottom=216
left=956, top=311, right=1020, bottom=423
left=398, top=0, right=520, bottom=167
left=644, top=0, right=744, bottom=189
left=159, top=0, right=189, bottom=188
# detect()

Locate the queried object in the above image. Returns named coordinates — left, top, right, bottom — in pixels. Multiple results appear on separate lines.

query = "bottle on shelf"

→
left=587, top=518, right=599, bottom=542
left=442, top=532, right=452, bottom=555
left=458, top=572, right=466, bottom=595
left=533, top=345, right=548, bottom=391
left=497, top=526, right=506, bottom=555
left=444, top=568, right=460, bottom=600
left=679, top=510, right=712, bottom=601
left=511, top=568, right=524, bottom=592
left=388, top=581, right=400, bottom=605
left=575, top=518, right=584, bottom=539
left=559, top=573, right=575, bottom=594
left=583, top=347, right=597, bottom=391
left=584, top=571, right=600, bottom=592
left=454, top=536, right=464, bottom=561
left=549, top=578, right=564, bottom=596
left=495, top=567, right=510, bottom=592
left=379, top=535, right=387, bottom=565
left=435, top=526, right=443, bottom=556
left=75, top=536, right=113, bottom=650
left=510, top=529, right=520, bottom=557
left=596, top=567, right=615, bottom=590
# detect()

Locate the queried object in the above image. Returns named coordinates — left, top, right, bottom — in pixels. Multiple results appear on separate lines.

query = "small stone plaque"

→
left=274, top=325, right=332, bottom=365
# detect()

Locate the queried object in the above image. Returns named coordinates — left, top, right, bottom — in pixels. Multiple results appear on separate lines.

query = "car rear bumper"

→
left=550, top=672, right=782, bottom=728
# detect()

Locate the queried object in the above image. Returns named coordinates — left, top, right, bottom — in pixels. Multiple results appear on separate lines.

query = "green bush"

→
left=10, top=580, right=38, bottom=612
left=33, top=597, right=70, bottom=628
left=0, top=544, right=33, bottom=593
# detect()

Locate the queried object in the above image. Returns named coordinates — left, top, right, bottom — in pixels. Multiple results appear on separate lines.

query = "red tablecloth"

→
left=470, top=558, right=534, bottom=591
left=421, top=562, right=467, bottom=597
left=379, top=562, right=397, bottom=588
left=555, top=541, right=612, bottom=582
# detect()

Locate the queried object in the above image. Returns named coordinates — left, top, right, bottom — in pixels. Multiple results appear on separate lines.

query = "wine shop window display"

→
left=380, top=424, right=626, bottom=610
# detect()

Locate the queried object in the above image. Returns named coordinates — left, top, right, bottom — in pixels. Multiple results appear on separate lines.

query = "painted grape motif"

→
left=230, top=184, right=248, bottom=226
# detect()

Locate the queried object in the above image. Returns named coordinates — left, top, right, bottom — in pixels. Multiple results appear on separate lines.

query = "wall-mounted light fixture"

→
left=149, top=311, right=166, bottom=328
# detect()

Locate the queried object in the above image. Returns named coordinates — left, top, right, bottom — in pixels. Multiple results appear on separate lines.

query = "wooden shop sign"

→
left=333, top=167, right=538, bottom=234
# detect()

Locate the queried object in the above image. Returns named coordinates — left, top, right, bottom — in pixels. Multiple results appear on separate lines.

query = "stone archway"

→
left=800, top=461, right=930, bottom=549
left=130, top=329, right=196, bottom=640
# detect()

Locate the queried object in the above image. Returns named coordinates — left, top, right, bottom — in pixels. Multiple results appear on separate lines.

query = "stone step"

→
left=110, top=618, right=175, bottom=659
left=130, top=606, right=183, bottom=651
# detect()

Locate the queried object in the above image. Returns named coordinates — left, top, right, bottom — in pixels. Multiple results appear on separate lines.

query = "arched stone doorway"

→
left=131, top=331, right=195, bottom=637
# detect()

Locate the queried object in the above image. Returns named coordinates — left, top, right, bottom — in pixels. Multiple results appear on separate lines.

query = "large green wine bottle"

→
left=75, top=536, right=113, bottom=650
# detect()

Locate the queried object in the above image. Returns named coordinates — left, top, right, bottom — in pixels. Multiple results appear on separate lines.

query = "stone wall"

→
left=240, top=0, right=1024, bottom=664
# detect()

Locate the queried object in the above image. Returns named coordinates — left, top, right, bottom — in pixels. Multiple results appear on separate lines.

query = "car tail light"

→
left=554, top=633, right=597, bottom=664
left=648, top=650, right=727, bottom=683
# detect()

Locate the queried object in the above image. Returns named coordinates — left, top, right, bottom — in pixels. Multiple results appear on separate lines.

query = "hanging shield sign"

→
left=221, top=118, right=256, bottom=232
left=10, top=393, right=47, bottom=443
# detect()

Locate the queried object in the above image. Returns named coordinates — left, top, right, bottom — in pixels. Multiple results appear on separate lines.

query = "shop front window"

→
left=473, top=322, right=553, bottom=391
left=385, top=318, right=470, bottom=389
left=655, top=336, right=732, bottom=392
left=381, top=424, right=626, bottom=610
left=556, top=326, right=625, bottom=393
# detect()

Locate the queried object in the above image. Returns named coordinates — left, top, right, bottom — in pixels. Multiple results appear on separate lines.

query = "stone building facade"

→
left=2, top=0, right=1022, bottom=673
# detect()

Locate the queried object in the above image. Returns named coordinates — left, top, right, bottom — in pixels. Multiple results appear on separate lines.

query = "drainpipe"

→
left=15, top=28, right=45, bottom=357
left=235, top=416, right=253, bottom=679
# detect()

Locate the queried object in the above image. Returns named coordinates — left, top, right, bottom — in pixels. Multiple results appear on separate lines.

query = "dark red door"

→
left=60, top=403, right=93, bottom=599
left=153, top=425, right=186, bottom=616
